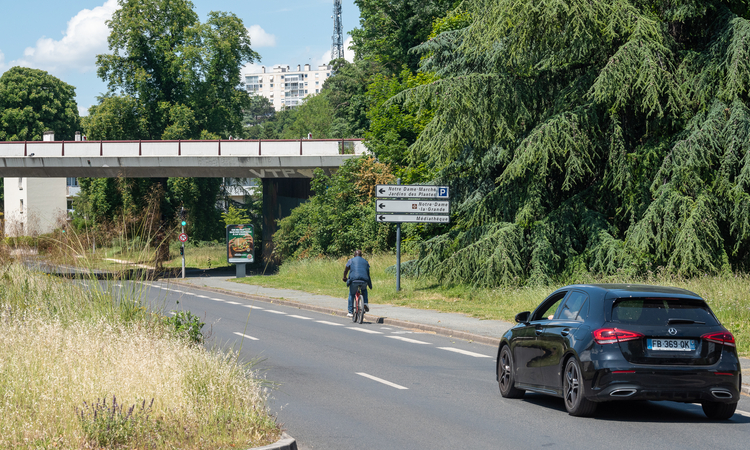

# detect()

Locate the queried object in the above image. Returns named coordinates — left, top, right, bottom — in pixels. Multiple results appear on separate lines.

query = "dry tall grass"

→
left=0, top=261, right=280, bottom=449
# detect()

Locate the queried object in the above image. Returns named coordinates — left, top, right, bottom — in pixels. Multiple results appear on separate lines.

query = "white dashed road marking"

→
left=387, top=336, right=431, bottom=345
left=348, top=328, right=382, bottom=334
left=233, top=332, right=259, bottom=341
left=242, top=305, right=264, bottom=310
left=735, top=409, right=750, bottom=418
left=288, top=315, right=313, bottom=320
left=225, top=301, right=240, bottom=305
left=437, top=347, right=491, bottom=358
left=317, top=320, right=345, bottom=326
left=357, top=372, right=408, bottom=390
left=264, top=310, right=287, bottom=315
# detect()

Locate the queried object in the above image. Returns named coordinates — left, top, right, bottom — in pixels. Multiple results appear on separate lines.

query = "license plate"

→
left=647, top=338, right=696, bottom=351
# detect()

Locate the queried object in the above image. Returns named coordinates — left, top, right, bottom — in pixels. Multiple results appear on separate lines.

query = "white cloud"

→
left=313, top=36, right=355, bottom=67
left=247, top=25, right=276, bottom=48
left=11, top=0, right=118, bottom=74
left=0, top=50, right=6, bottom=72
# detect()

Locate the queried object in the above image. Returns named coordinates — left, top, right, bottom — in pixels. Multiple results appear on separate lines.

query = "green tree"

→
left=400, top=0, right=750, bottom=285
left=274, top=156, right=396, bottom=259
left=81, top=95, right=147, bottom=140
left=243, top=95, right=275, bottom=128
left=324, top=58, right=384, bottom=137
left=0, top=67, right=80, bottom=141
left=79, top=0, right=260, bottom=241
left=95, top=0, right=259, bottom=139
left=350, top=0, right=456, bottom=73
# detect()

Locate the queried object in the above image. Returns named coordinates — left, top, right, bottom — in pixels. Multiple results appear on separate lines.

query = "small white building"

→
left=3, top=132, right=68, bottom=237
left=245, top=64, right=332, bottom=111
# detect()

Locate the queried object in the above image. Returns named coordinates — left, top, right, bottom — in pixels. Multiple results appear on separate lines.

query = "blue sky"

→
left=0, top=0, right=360, bottom=116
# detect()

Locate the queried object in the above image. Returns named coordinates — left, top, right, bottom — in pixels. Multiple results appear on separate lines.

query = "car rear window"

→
left=611, top=297, right=719, bottom=326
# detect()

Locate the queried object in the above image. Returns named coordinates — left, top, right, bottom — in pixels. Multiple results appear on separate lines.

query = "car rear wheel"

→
left=498, top=346, right=525, bottom=398
left=702, top=401, right=737, bottom=420
left=563, top=358, right=597, bottom=417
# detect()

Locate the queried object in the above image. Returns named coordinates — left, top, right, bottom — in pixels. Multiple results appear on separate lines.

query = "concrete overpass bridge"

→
left=0, top=138, right=366, bottom=259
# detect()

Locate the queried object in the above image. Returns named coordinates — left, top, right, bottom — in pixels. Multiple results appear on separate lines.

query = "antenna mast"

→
left=331, top=0, right=344, bottom=61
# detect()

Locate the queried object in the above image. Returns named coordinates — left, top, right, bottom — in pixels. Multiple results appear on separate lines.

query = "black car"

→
left=496, top=284, right=741, bottom=419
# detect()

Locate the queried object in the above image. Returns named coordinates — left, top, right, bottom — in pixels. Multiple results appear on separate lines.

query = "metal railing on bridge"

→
left=0, top=138, right=366, bottom=158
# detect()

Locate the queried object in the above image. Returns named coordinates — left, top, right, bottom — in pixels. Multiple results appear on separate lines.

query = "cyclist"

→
left=342, top=250, right=372, bottom=317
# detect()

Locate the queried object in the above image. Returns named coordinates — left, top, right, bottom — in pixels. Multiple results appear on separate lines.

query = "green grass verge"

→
left=233, top=254, right=750, bottom=356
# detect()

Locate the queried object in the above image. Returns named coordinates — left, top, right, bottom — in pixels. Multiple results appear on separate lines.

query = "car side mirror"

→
left=515, top=311, right=530, bottom=324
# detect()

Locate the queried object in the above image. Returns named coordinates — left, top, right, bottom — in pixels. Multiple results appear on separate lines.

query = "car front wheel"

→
left=498, top=346, right=525, bottom=398
left=562, top=357, right=597, bottom=417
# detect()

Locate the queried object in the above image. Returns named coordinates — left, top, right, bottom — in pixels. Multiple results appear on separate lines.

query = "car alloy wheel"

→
left=563, top=358, right=596, bottom=416
left=498, top=346, right=524, bottom=398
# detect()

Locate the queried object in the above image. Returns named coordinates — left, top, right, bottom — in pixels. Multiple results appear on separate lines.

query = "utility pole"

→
left=331, top=0, right=344, bottom=61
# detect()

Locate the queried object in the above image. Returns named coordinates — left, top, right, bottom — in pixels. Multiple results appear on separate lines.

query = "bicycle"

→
left=349, top=280, right=367, bottom=324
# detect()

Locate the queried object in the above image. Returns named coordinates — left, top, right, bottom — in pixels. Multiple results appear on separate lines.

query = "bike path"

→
left=168, top=272, right=750, bottom=396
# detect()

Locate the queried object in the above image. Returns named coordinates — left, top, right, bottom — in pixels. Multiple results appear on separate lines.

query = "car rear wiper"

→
left=667, top=318, right=705, bottom=325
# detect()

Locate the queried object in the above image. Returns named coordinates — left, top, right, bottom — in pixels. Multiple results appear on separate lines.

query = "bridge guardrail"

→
left=0, top=139, right=366, bottom=158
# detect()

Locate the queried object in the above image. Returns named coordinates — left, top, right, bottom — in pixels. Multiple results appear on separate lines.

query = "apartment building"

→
left=244, top=64, right=332, bottom=111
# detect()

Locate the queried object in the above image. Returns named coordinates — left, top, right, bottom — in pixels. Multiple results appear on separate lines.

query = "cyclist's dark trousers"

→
left=348, top=283, right=368, bottom=314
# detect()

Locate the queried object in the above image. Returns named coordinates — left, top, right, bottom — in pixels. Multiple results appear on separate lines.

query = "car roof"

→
left=558, top=283, right=702, bottom=299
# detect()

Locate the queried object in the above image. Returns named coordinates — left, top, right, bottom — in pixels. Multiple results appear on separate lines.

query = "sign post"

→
left=376, top=183, right=450, bottom=292
left=226, top=224, right=254, bottom=278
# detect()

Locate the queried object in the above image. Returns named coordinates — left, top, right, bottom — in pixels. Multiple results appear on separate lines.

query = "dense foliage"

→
left=401, top=0, right=750, bottom=285
left=273, top=157, right=396, bottom=259
left=0, top=67, right=80, bottom=142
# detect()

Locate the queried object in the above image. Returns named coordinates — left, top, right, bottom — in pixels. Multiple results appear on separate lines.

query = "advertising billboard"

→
left=226, top=224, right=254, bottom=264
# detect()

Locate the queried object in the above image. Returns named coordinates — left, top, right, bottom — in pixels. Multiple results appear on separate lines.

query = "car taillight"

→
left=701, top=331, right=736, bottom=347
left=592, top=328, right=644, bottom=345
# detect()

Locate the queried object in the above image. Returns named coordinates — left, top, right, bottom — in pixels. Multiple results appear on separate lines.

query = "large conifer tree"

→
left=402, top=0, right=750, bottom=285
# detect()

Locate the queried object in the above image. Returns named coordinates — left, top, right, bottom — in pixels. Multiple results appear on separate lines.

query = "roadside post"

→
left=227, top=224, right=254, bottom=278
left=375, top=183, right=450, bottom=292
left=179, top=207, right=187, bottom=279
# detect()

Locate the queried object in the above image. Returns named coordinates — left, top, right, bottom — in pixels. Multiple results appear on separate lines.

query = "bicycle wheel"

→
left=358, top=294, right=365, bottom=324
left=352, top=291, right=359, bottom=323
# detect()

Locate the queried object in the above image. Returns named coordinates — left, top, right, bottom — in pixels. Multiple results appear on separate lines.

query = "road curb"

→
left=250, top=432, right=297, bottom=450
left=167, top=279, right=502, bottom=347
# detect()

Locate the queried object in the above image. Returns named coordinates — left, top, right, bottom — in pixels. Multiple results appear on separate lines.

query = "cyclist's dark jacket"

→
left=346, top=256, right=372, bottom=289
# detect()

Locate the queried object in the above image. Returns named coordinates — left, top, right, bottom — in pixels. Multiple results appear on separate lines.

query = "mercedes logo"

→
left=668, top=327, right=678, bottom=336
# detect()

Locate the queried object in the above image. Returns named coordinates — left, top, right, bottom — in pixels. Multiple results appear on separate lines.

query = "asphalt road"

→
left=117, top=280, right=750, bottom=450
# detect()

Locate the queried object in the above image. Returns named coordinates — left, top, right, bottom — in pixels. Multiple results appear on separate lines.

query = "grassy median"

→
left=234, top=254, right=750, bottom=356
left=0, top=262, right=280, bottom=449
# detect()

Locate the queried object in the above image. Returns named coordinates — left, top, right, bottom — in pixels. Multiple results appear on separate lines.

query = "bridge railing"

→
left=0, top=139, right=366, bottom=157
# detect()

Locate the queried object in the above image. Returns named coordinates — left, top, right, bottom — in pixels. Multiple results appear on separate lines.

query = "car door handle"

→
left=561, top=328, right=571, bottom=336
left=535, top=328, right=543, bottom=335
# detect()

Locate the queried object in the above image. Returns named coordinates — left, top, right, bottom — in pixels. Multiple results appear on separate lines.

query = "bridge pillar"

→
left=262, top=178, right=311, bottom=263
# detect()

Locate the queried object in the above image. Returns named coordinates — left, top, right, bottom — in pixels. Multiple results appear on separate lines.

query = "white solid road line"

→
left=288, top=315, right=313, bottom=320
left=387, top=336, right=431, bottom=345
left=264, top=310, right=288, bottom=314
left=735, top=409, right=750, bottom=418
left=317, top=320, right=345, bottom=326
left=356, top=372, right=408, bottom=390
left=348, top=327, right=383, bottom=334
left=233, top=332, right=259, bottom=341
left=438, top=347, right=492, bottom=358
